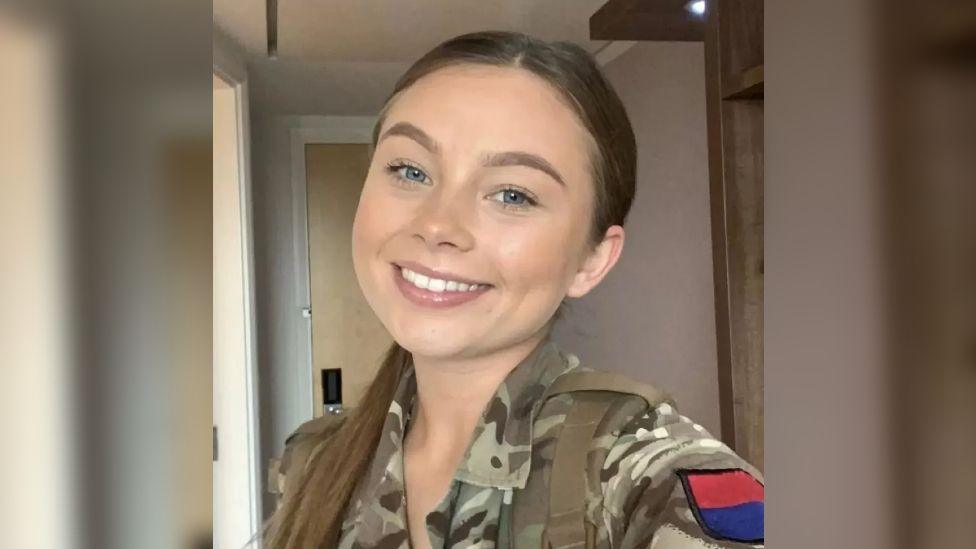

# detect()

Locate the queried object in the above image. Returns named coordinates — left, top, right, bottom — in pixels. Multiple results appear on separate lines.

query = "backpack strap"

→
left=544, top=370, right=674, bottom=409
left=541, top=371, right=673, bottom=549
left=544, top=393, right=612, bottom=549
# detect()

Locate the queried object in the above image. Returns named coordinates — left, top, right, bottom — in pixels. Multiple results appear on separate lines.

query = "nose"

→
left=410, top=191, right=475, bottom=253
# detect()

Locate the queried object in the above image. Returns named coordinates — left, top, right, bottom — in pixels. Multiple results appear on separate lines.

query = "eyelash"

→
left=383, top=160, right=540, bottom=211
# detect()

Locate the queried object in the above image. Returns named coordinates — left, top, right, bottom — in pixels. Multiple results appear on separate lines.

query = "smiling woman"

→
left=263, top=30, right=763, bottom=549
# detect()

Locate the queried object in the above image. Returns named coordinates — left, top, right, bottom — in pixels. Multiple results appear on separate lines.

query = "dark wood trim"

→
left=703, top=5, right=738, bottom=447
left=706, top=0, right=764, bottom=468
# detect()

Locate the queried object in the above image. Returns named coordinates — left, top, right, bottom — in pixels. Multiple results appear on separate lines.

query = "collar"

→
left=400, top=337, right=579, bottom=490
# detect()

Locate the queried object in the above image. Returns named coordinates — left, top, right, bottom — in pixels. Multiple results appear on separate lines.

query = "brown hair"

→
left=263, top=30, right=635, bottom=548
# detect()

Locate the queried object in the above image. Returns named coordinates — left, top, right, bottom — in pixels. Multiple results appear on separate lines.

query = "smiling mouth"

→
left=398, top=266, right=487, bottom=293
left=391, top=263, right=493, bottom=308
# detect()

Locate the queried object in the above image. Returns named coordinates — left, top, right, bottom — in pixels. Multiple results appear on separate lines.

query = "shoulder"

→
left=601, top=401, right=764, bottom=547
left=270, top=414, right=347, bottom=504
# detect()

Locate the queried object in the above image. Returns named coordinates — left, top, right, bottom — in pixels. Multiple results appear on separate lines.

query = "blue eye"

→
left=386, top=162, right=430, bottom=185
left=501, top=190, right=527, bottom=204
left=400, top=166, right=427, bottom=182
left=489, top=188, right=538, bottom=208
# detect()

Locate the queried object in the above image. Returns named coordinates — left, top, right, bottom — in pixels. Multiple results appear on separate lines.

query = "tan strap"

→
left=544, top=370, right=673, bottom=409
left=542, top=370, right=673, bottom=549
left=545, top=393, right=612, bottom=549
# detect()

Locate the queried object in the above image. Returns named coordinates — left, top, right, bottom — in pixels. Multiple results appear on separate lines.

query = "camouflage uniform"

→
left=290, top=339, right=764, bottom=548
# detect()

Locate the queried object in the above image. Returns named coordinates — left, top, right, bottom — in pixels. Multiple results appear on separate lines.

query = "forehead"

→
left=381, top=64, right=593, bottom=173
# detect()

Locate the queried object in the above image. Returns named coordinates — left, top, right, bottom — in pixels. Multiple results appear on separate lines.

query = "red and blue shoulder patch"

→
left=677, top=468, right=764, bottom=543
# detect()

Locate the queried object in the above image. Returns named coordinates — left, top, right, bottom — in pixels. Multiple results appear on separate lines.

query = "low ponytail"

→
left=263, top=342, right=412, bottom=548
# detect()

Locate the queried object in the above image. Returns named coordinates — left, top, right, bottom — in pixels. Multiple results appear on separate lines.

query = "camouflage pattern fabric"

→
left=282, top=338, right=764, bottom=548
left=269, top=413, right=347, bottom=502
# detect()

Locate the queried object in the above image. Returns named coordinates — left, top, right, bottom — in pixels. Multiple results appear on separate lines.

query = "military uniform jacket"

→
left=294, top=340, right=764, bottom=548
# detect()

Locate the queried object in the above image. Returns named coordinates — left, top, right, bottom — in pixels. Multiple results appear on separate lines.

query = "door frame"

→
left=213, top=42, right=262, bottom=543
left=289, top=117, right=378, bottom=418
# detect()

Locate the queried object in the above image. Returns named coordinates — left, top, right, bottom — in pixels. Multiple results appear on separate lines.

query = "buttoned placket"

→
left=402, top=391, right=460, bottom=548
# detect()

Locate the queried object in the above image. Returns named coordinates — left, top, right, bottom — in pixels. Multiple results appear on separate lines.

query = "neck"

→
left=405, top=331, right=548, bottom=462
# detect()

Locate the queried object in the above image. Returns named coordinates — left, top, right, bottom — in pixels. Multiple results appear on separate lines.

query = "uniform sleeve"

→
left=269, top=415, right=347, bottom=508
left=600, top=402, right=764, bottom=548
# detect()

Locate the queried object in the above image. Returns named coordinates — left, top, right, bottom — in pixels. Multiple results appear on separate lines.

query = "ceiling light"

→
left=687, top=0, right=707, bottom=16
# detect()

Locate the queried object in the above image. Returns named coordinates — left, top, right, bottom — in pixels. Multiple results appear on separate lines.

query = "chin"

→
left=390, top=320, right=476, bottom=360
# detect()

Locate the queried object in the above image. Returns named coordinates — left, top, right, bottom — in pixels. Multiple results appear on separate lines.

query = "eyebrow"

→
left=378, top=121, right=441, bottom=155
left=378, top=121, right=567, bottom=187
left=482, top=151, right=566, bottom=187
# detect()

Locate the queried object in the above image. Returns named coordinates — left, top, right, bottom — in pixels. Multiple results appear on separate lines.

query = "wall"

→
left=250, top=114, right=301, bottom=514
left=552, top=42, right=721, bottom=434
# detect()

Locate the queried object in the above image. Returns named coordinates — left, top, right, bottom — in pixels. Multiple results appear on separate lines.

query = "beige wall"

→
left=552, top=42, right=721, bottom=435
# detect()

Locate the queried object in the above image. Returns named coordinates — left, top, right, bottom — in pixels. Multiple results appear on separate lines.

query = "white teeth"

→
left=428, top=278, right=446, bottom=292
left=399, top=267, right=484, bottom=293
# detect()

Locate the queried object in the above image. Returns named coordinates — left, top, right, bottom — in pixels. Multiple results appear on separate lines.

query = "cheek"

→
left=492, top=219, right=580, bottom=292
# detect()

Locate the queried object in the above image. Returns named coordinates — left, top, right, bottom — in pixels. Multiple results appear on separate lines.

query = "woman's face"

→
left=352, top=64, right=623, bottom=360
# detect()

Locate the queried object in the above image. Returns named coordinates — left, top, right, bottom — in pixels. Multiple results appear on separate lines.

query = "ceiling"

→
left=214, top=0, right=612, bottom=115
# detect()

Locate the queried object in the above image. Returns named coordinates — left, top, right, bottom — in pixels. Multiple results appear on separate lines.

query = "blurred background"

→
left=0, top=0, right=973, bottom=548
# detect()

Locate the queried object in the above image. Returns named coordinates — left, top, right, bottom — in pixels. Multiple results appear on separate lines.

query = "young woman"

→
left=265, top=31, right=763, bottom=549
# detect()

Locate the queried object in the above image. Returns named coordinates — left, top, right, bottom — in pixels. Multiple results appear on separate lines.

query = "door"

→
left=305, top=144, right=391, bottom=417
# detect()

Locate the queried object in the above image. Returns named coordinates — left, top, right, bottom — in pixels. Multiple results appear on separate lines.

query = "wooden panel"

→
left=703, top=0, right=764, bottom=469
left=718, top=0, right=763, bottom=84
left=305, top=144, right=391, bottom=416
left=721, top=100, right=764, bottom=469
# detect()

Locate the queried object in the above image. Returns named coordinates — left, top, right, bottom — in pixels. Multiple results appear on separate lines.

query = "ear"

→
left=566, top=225, right=625, bottom=298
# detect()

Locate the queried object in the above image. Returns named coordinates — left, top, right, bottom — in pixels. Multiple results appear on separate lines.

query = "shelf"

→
left=724, top=64, right=764, bottom=100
